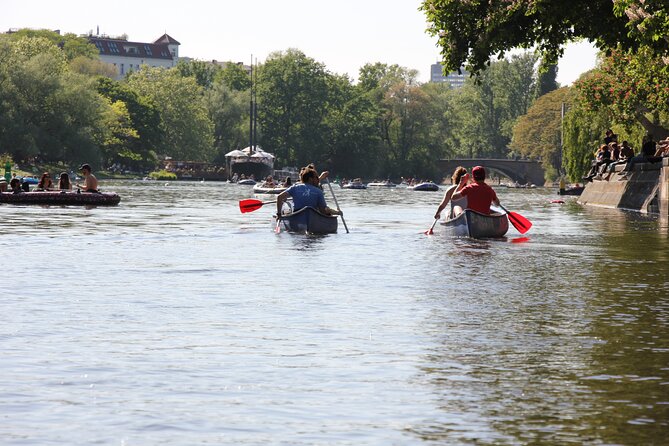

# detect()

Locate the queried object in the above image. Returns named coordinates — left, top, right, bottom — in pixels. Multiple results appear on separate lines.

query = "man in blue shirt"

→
left=276, top=166, right=342, bottom=221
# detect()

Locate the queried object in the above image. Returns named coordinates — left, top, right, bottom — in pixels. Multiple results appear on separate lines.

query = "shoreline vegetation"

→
left=3, top=2, right=669, bottom=186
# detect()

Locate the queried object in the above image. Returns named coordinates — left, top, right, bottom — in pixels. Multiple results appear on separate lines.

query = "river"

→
left=1, top=180, right=667, bottom=445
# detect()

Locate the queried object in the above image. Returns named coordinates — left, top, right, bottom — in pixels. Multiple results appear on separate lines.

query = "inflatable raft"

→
left=0, top=191, right=121, bottom=206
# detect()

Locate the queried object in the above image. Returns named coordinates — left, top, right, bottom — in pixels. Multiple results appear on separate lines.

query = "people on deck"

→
left=619, top=135, right=661, bottom=179
left=434, top=166, right=468, bottom=220
left=276, top=165, right=342, bottom=219
left=35, top=172, right=54, bottom=191
left=450, top=166, right=501, bottom=215
left=76, top=164, right=99, bottom=193
left=58, top=172, right=72, bottom=190
left=603, top=141, right=634, bottom=180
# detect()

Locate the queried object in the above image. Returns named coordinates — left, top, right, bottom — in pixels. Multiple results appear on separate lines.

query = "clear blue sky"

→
left=4, top=0, right=597, bottom=85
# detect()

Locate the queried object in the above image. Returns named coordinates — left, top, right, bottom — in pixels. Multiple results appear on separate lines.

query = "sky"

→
left=4, top=0, right=598, bottom=85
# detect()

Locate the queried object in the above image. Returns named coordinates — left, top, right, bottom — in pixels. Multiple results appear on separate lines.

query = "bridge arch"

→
left=436, top=159, right=545, bottom=186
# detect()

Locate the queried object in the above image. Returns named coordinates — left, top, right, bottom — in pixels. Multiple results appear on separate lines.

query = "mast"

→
left=249, top=55, right=254, bottom=155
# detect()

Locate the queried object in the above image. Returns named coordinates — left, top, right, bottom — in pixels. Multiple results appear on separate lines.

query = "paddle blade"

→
left=239, top=199, right=264, bottom=213
left=423, top=218, right=438, bottom=235
left=507, top=211, right=532, bottom=234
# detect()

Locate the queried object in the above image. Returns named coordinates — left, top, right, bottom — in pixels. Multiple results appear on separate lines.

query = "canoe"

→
left=410, top=182, right=439, bottom=191
left=277, top=206, right=338, bottom=234
left=440, top=209, right=508, bottom=238
left=0, top=191, right=121, bottom=206
left=237, top=179, right=256, bottom=185
left=253, top=184, right=287, bottom=194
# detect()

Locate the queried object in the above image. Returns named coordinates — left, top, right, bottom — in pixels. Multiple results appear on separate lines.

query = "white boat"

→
left=253, top=183, right=287, bottom=194
left=367, top=180, right=396, bottom=188
left=341, top=180, right=367, bottom=189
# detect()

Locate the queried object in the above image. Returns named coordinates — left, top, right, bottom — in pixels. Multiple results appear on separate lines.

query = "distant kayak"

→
left=410, top=182, right=439, bottom=191
left=253, top=184, right=287, bottom=194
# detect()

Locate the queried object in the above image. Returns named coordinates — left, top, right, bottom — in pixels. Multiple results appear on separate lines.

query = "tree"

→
left=205, top=81, right=249, bottom=162
left=448, top=53, right=538, bottom=159
left=5, top=29, right=98, bottom=60
left=175, top=59, right=221, bottom=89
left=127, top=67, right=214, bottom=161
left=218, top=62, right=252, bottom=91
left=421, top=0, right=639, bottom=75
left=96, top=77, right=162, bottom=169
left=511, top=87, right=570, bottom=180
left=535, top=60, right=559, bottom=98
left=573, top=48, right=669, bottom=139
left=256, top=49, right=330, bottom=167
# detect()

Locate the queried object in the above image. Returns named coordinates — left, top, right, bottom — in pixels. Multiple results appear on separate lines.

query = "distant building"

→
left=87, top=33, right=180, bottom=79
left=430, top=63, right=469, bottom=89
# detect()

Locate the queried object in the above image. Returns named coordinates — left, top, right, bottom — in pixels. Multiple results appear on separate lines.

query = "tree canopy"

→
left=421, top=0, right=668, bottom=75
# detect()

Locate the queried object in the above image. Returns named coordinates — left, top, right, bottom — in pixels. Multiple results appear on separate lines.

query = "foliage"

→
left=256, top=49, right=330, bottom=167
left=218, top=62, right=252, bottom=91
left=421, top=0, right=637, bottom=75
left=96, top=77, right=162, bottom=169
left=127, top=67, right=214, bottom=161
left=70, top=56, right=118, bottom=78
left=175, top=59, right=221, bottom=89
left=535, top=61, right=559, bottom=97
left=573, top=47, right=669, bottom=138
left=511, top=87, right=570, bottom=180
left=148, top=169, right=177, bottom=180
left=449, top=52, right=539, bottom=158
left=205, top=81, right=250, bottom=162
left=4, top=29, right=98, bottom=60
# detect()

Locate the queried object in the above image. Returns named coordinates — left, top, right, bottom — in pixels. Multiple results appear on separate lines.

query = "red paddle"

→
left=239, top=198, right=276, bottom=213
left=499, top=205, right=532, bottom=234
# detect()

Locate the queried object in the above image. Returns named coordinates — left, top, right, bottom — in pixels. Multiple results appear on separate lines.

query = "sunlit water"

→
left=1, top=181, right=667, bottom=445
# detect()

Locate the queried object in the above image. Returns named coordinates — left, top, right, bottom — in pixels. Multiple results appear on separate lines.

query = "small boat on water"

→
left=253, top=183, right=287, bottom=194
left=367, top=180, right=396, bottom=188
left=440, top=209, right=508, bottom=238
left=276, top=206, right=338, bottom=234
left=0, top=191, right=121, bottom=206
left=341, top=180, right=367, bottom=189
left=237, top=178, right=257, bottom=185
left=410, top=182, right=439, bottom=192
left=558, top=186, right=584, bottom=196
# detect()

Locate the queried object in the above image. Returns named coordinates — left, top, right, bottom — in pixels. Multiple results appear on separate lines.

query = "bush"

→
left=148, top=170, right=177, bottom=180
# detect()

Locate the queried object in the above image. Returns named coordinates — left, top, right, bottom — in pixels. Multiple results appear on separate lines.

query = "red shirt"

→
left=460, top=182, right=498, bottom=214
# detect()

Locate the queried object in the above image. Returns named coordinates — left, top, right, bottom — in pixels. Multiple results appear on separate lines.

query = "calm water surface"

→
left=1, top=181, right=668, bottom=445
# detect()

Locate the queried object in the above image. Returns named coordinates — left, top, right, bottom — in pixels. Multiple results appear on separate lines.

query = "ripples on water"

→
left=1, top=181, right=667, bottom=445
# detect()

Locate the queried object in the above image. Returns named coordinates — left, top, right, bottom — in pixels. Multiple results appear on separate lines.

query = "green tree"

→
left=218, top=62, right=252, bottom=91
left=96, top=77, right=162, bottom=169
left=511, top=87, right=570, bottom=180
left=256, top=49, right=330, bottom=167
left=535, top=60, right=559, bottom=98
left=420, top=0, right=638, bottom=75
left=205, top=81, right=249, bottom=161
left=127, top=67, right=214, bottom=161
left=175, top=59, right=221, bottom=89
left=6, top=29, right=98, bottom=60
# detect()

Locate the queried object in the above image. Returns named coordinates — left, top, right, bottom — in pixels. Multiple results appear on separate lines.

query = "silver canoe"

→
left=277, top=206, right=338, bottom=234
left=440, top=209, right=509, bottom=238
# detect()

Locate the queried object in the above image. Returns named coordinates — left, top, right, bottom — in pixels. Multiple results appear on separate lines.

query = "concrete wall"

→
left=578, top=161, right=663, bottom=213
left=660, top=158, right=669, bottom=217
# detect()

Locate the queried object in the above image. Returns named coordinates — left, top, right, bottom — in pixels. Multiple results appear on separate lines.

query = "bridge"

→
left=437, top=159, right=545, bottom=186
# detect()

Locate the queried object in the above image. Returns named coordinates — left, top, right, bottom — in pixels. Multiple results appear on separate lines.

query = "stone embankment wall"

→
left=578, top=159, right=669, bottom=215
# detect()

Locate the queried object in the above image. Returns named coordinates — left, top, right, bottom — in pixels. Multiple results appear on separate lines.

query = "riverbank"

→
left=578, top=158, right=668, bottom=215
